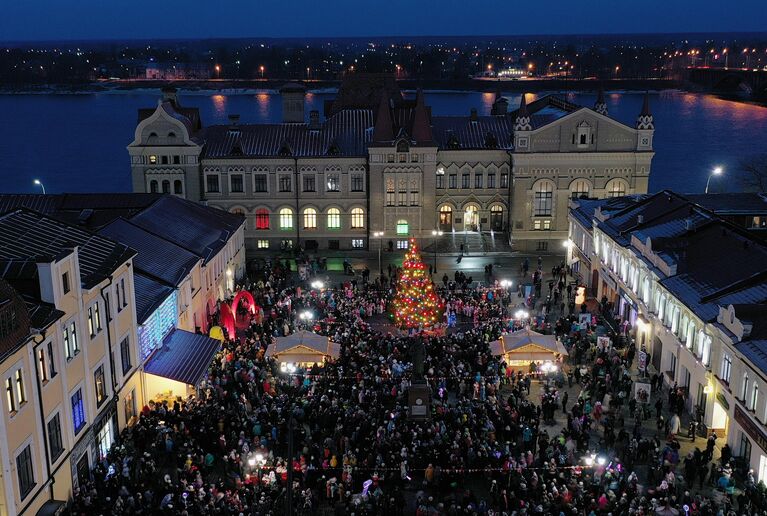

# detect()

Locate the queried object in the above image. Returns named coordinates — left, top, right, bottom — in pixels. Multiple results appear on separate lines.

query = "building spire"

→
left=372, top=92, right=393, bottom=142
left=514, top=93, right=531, bottom=131
left=636, top=91, right=654, bottom=130
left=411, top=88, right=433, bottom=144
left=594, top=85, right=608, bottom=116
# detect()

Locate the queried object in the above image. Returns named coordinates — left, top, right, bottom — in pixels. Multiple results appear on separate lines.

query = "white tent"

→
left=490, top=328, right=568, bottom=364
left=267, top=330, right=340, bottom=366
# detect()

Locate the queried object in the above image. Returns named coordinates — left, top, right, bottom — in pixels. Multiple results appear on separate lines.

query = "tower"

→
left=594, top=86, right=608, bottom=116
left=635, top=92, right=654, bottom=151
left=513, top=93, right=532, bottom=151
left=280, top=83, right=306, bottom=123
left=491, top=87, right=509, bottom=115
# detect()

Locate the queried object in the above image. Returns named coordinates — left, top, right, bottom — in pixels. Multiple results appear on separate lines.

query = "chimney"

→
left=470, top=108, right=478, bottom=122
left=228, top=114, right=240, bottom=134
left=309, top=110, right=321, bottom=130
left=280, top=83, right=306, bottom=123
left=161, top=86, right=179, bottom=106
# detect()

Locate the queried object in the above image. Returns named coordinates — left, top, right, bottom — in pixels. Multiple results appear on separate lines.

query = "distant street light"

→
left=431, top=229, right=443, bottom=274
left=259, top=65, right=265, bottom=78
left=374, top=231, right=385, bottom=275
left=705, top=166, right=723, bottom=193
left=33, top=179, right=45, bottom=194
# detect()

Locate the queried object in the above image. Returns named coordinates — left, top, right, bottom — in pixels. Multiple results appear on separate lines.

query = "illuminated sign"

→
left=137, top=291, right=178, bottom=361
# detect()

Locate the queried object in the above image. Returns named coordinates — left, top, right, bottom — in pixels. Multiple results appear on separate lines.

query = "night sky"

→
left=3, top=0, right=767, bottom=41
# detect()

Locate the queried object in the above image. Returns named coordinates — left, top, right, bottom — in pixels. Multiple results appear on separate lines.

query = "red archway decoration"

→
left=232, top=290, right=258, bottom=327
left=220, top=302, right=235, bottom=339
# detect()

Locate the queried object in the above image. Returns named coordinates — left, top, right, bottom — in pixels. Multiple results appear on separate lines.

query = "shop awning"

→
left=144, top=329, right=221, bottom=385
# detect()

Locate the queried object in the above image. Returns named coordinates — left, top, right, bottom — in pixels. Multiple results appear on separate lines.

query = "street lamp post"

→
left=33, top=179, right=45, bottom=194
left=705, top=166, right=723, bottom=193
left=374, top=231, right=384, bottom=276
left=431, top=230, right=443, bottom=274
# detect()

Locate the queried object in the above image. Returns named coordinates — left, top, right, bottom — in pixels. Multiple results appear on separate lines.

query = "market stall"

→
left=490, top=328, right=568, bottom=366
left=267, top=330, right=340, bottom=371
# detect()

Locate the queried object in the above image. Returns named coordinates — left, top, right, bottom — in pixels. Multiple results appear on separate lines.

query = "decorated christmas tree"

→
left=392, top=238, right=444, bottom=329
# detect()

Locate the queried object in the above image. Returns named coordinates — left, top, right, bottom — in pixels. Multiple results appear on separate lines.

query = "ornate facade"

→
left=129, top=78, right=654, bottom=253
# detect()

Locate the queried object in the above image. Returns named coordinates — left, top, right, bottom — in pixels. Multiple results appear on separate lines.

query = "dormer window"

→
left=576, top=122, right=592, bottom=148
left=396, top=140, right=409, bottom=153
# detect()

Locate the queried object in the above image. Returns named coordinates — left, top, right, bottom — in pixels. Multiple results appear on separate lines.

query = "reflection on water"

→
left=0, top=90, right=765, bottom=194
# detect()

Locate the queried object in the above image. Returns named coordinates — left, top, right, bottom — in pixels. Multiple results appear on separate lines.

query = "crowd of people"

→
left=66, top=256, right=763, bottom=515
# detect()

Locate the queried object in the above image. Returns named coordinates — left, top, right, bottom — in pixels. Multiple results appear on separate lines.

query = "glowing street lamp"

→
left=214, top=64, right=221, bottom=78
left=374, top=231, right=385, bottom=275
left=514, top=309, right=529, bottom=320
left=431, top=229, right=443, bottom=273
left=310, top=280, right=324, bottom=290
left=259, top=65, right=265, bottom=78
left=299, top=310, right=314, bottom=321
left=705, top=166, right=723, bottom=193
left=33, top=179, right=46, bottom=194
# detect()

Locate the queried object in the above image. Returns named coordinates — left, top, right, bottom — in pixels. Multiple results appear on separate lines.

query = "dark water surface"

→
left=1, top=90, right=766, bottom=194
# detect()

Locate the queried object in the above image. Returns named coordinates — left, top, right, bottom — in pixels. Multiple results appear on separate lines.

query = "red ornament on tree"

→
left=392, top=239, right=444, bottom=329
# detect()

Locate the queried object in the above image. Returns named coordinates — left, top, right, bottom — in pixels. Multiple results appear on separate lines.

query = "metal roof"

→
left=132, top=272, right=175, bottom=324
left=98, top=218, right=199, bottom=288
left=144, top=329, right=221, bottom=386
left=431, top=115, right=514, bottom=150
left=0, top=210, right=136, bottom=289
left=201, top=109, right=374, bottom=158
left=129, top=196, right=244, bottom=264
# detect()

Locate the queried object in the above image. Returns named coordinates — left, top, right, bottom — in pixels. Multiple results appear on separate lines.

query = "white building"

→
left=569, top=190, right=767, bottom=480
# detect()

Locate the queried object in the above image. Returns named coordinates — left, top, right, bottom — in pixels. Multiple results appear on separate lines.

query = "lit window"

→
left=606, top=179, right=627, bottom=198
left=326, top=174, right=340, bottom=192
left=396, top=220, right=409, bottom=235
left=71, top=388, right=86, bottom=434
left=255, top=209, right=270, bottom=230
left=571, top=179, right=590, bottom=199
left=351, top=208, right=364, bottom=229
left=397, top=240, right=409, bottom=249
left=148, top=155, right=157, bottom=164
left=327, top=208, right=341, bottom=229
left=303, top=208, right=317, bottom=229
left=352, top=239, right=364, bottom=249
left=534, top=181, right=554, bottom=216
left=5, top=377, right=14, bottom=412
left=257, top=240, right=269, bottom=249
left=94, top=365, right=106, bottom=406
left=279, top=208, right=293, bottom=229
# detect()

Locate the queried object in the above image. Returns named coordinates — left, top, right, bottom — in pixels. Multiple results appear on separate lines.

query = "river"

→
left=1, top=90, right=766, bottom=194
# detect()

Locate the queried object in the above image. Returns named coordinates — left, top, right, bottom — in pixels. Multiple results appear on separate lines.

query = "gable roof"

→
left=0, top=209, right=136, bottom=290
left=143, top=329, right=220, bottom=385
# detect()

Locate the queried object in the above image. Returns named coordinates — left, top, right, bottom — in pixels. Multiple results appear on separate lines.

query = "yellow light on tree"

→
left=392, top=238, right=444, bottom=329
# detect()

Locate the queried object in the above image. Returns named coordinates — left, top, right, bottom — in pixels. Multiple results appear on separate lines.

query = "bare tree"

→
left=739, top=154, right=767, bottom=193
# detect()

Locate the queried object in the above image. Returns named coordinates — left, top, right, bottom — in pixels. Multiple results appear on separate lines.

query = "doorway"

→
left=490, top=205, right=503, bottom=231
left=464, top=205, right=479, bottom=231
left=439, top=205, right=453, bottom=231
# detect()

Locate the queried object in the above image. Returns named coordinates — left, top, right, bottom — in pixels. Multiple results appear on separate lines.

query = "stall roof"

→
left=269, top=330, right=340, bottom=359
left=144, top=329, right=220, bottom=385
left=492, top=328, right=568, bottom=356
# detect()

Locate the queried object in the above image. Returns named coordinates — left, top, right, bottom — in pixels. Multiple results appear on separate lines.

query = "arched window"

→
left=439, top=205, right=453, bottom=229
left=490, top=205, right=504, bottom=231
left=606, top=178, right=628, bottom=198
left=396, top=219, right=409, bottom=235
left=533, top=180, right=555, bottom=216
left=570, top=179, right=591, bottom=199
left=279, top=208, right=293, bottom=229
left=327, top=208, right=341, bottom=229
left=255, top=209, right=270, bottom=230
left=350, top=208, right=364, bottom=229
left=303, top=208, right=317, bottom=229
left=149, top=180, right=158, bottom=193
left=161, top=180, right=170, bottom=194
left=168, top=132, right=176, bottom=138
left=173, top=180, right=183, bottom=195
